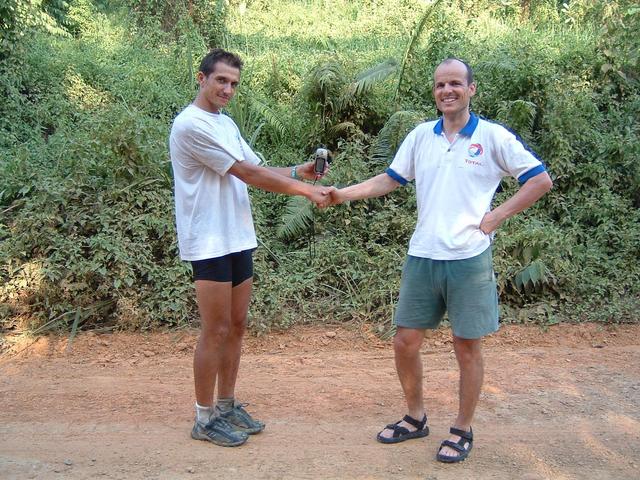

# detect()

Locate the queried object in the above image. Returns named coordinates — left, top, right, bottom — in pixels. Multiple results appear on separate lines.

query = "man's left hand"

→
left=296, top=160, right=329, bottom=181
left=479, top=211, right=504, bottom=234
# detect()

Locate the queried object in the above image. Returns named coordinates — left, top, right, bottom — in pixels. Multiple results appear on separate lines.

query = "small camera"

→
left=313, top=147, right=332, bottom=176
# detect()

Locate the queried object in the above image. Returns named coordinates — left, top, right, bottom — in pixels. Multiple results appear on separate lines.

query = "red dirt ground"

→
left=1, top=322, right=639, bottom=479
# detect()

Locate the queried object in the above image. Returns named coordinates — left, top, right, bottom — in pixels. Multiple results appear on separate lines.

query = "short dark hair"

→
left=199, top=49, right=243, bottom=76
left=437, top=57, right=474, bottom=85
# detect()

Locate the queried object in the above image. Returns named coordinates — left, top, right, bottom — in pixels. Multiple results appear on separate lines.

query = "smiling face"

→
left=195, top=61, right=241, bottom=113
left=432, top=60, right=476, bottom=119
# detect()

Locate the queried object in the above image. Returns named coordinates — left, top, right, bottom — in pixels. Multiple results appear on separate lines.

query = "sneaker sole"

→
left=231, top=423, right=265, bottom=435
left=191, top=429, right=248, bottom=447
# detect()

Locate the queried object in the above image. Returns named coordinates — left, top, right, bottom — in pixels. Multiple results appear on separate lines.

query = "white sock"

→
left=195, top=403, right=214, bottom=424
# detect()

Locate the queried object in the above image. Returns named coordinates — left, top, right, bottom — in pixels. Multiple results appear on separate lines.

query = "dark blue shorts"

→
left=191, top=249, right=254, bottom=286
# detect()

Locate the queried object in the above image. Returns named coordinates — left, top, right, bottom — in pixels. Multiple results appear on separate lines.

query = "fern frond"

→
left=372, top=110, right=425, bottom=163
left=277, top=196, right=314, bottom=240
left=328, top=121, right=357, bottom=138
left=249, top=96, right=290, bottom=140
left=226, top=90, right=290, bottom=146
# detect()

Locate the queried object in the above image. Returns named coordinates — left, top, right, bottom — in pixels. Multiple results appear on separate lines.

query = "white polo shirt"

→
left=387, top=113, right=546, bottom=260
left=169, top=104, right=261, bottom=261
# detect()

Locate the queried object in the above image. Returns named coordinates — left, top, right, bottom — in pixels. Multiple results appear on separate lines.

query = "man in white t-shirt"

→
left=170, top=49, right=333, bottom=447
left=330, top=58, right=552, bottom=463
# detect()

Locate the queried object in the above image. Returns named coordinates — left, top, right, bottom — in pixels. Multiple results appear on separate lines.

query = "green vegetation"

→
left=1, top=0, right=639, bottom=334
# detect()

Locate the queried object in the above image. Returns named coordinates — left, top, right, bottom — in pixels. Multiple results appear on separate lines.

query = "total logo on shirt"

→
left=465, top=143, right=485, bottom=167
left=468, top=143, right=484, bottom=157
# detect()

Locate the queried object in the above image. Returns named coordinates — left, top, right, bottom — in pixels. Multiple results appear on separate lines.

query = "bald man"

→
left=330, top=58, right=552, bottom=463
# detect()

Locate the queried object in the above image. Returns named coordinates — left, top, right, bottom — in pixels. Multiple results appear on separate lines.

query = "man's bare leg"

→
left=193, top=280, right=232, bottom=407
left=378, top=327, right=427, bottom=439
left=438, top=335, right=483, bottom=458
left=217, top=278, right=252, bottom=398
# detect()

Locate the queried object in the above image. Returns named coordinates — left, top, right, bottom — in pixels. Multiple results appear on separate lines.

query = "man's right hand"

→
left=306, top=185, right=336, bottom=208
left=328, top=189, right=346, bottom=206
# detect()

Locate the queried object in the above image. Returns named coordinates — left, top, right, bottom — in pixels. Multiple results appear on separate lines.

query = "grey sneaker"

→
left=191, top=416, right=249, bottom=447
left=217, top=402, right=265, bottom=434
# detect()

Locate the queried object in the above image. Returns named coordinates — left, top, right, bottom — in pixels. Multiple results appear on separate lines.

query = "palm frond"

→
left=277, top=196, right=314, bottom=240
left=372, top=110, right=425, bottom=163
left=313, top=61, right=347, bottom=93
left=479, top=56, right=519, bottom=74
left=394, top=0, right=445, bottom=101
left=338, top=58, right=399, bottom=112
left=349, top=58, right=399, bottom=98
left=225, top=90, right=257, bottom=141
left=303, top=60, right=349, bottom=113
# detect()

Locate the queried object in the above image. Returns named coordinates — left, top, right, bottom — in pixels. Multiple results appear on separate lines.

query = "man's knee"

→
left=393, top=328, right=424, bottom=356
left=228, top=315, right=247, bottom=337
left=200, top=320, right=231, bottom=343
left=453, top=337, right=483, bottom=365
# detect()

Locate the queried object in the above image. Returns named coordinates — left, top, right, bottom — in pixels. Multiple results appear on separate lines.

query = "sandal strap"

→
left=388, top=424, right=410, bottom=437
left=402, top=414, right=427, bottom=430
left=383, top=414, right=427, bottom=438
left=449, top=426, right=473, bottom=441
left=439, top=439, right=468, bottom=454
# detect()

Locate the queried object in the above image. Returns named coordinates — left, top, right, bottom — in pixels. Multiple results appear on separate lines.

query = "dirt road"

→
left=1, top=323, right=639, bottom=480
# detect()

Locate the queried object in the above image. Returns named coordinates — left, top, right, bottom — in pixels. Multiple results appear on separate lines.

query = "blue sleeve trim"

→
left=518, top=164, right=546, bottom=184
left=385, top=167, right=408, bottom=186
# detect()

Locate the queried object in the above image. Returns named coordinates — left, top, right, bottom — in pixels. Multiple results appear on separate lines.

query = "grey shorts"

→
left=394, top=247, right=499, bottom=339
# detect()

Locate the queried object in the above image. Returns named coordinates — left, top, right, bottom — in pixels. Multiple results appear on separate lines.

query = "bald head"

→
left=435, top=58, right=474, bottom=86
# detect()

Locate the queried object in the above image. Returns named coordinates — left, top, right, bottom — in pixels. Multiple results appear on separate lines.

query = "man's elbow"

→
left=228, top=160, right=259, bottom=185
left=528, top=172, right=553, bottom=196
left=540, top=173, right=553, bottom=194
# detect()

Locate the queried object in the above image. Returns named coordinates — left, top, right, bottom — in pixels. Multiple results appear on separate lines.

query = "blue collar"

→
left=433, top=112, right=479, bottom=136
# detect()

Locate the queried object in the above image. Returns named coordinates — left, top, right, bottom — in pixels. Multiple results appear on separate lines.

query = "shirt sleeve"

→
left=239, top=135, right=262, bottom=166
left=180, top=119, right=239, bottom=176
left=496, top=128, right=546, bottom=184
left=387, top=126, right=419, bottom=184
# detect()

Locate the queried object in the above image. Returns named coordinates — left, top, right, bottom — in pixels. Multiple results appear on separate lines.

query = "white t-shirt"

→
left=169, top=104, right=261, bottom=261
left=387, top=113, right=546, bottom=260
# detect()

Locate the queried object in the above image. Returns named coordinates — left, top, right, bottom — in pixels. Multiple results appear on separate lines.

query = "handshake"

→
left=293, top=156, right=343, bottom=208
left=307, top=185, right=341, bottom=209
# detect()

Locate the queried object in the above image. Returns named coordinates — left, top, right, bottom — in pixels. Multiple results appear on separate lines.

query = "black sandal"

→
left=437, top=427, right=473, bottom=463
left=376, top=414, right=429, bottom=444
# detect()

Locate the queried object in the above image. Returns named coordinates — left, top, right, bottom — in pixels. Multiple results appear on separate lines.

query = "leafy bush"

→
left=1, top=0, right=639, bottom=334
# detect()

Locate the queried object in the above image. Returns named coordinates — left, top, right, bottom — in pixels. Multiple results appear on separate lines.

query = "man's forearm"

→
left=230, top=161, right=311, bottom=197
left=493, top=172, right=553, bottom=220
left=480, top=172, right=552, bottom=233
left=337, top=173, right=400, bottom=202
left=268, top=166, right=291, bottom=177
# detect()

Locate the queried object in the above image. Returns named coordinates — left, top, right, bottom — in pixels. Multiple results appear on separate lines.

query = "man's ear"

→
left=469, top=82, right=477, bottom=96
left=196, top=71, right=205, bottom=85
